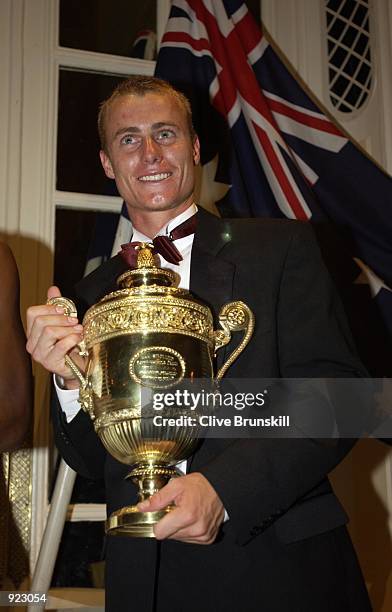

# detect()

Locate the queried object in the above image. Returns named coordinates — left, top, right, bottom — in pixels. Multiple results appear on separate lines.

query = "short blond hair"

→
left=98, top=76, right=196, bottom=151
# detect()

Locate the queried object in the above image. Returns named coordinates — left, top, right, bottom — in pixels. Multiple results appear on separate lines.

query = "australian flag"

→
left=153, top=0, right=392, bottom=375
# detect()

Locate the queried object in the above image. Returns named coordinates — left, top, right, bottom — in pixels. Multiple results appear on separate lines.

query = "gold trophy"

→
left=50, top=244, right=254, bottom=537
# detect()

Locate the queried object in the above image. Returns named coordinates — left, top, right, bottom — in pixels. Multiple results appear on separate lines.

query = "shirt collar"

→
left=132, top=203, right=198, bottom=243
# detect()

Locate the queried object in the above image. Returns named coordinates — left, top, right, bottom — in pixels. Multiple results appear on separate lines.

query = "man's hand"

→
left=137, top=472, right=225, bottom=544
left=26, top=286, right=86, bottom=389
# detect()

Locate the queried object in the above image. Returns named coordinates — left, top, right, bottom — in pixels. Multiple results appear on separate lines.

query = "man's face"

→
left=100, top=92, right=200, bottom=217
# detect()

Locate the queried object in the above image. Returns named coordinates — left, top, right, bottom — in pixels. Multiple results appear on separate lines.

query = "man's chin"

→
left=134, top=198, right=192, bottom=213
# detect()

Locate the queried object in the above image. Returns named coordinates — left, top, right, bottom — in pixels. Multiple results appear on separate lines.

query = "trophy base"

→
left=106, top=504, right=173, bottom=538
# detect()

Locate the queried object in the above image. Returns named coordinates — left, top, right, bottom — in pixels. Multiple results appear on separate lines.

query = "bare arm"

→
left=0, top=243, right=33, bottom=451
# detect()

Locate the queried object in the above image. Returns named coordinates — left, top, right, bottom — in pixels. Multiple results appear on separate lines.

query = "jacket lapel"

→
left=187, top=208, right=236, bottom=471
left=190, top=208, right=236, bottom=370
left=74, top=254, right=129, bottom=310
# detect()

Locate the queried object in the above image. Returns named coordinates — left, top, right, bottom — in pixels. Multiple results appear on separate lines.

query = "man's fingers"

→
left=137, top=479, right=194, bottom=540
left=31, top=332, right=84, bottom=376
left=26, top=304, right=52, bottom=337
left=29, top=324, right=82, bottom=360
left=139, top=473, right=225, bottom=544
left=47, top=285, right=62, bottom=300
left=153, top=507, right=218, bottom=543
left=45, top=333, right=85, bottom=373
left=26, top=314, right=81, bottom=354
left=26, top=308, right=84, bottom=378
left=138, top=478, right=179, bottom=512
left=26, top=304, right=71, bottom=336
left=153, top=507, right=193, bottom=540
left=26, top=284, right=85, bottom=380
left=26, top=286, right=62, bottom=337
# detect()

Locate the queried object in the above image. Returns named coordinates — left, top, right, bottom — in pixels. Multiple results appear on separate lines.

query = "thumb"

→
left=47, top=285, right=62, bottom=300
left=138, top=480, right=178, bottom=512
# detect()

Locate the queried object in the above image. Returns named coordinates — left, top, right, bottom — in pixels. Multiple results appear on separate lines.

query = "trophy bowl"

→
left=51, top=245, right=254, bottom=537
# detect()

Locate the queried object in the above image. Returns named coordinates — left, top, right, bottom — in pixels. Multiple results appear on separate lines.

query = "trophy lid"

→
left=116, top=243, right=175, bottom=289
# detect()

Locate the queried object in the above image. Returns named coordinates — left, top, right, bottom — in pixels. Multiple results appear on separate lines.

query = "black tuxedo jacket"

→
left=52, top=209, right=371, bottom=612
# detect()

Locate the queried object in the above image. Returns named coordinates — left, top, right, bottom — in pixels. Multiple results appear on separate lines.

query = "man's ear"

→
left=193, top=136, right=201, bottom=166
left=100, top=150, right=115, bottom=179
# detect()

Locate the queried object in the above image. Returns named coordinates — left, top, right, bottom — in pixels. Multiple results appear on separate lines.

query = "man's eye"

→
left=156, top=129, right=175, bottom=140
left=120, top=135, right=137, bottom=145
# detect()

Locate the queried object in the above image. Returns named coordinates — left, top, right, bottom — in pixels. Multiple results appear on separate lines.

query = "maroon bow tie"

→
left=120, top=213, right=197, bottom=268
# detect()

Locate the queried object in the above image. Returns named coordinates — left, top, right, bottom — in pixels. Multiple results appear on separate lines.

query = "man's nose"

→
left=143, top=137, right=162, bottom=163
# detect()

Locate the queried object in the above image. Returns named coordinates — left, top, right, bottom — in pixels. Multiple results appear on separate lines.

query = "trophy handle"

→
left=47, top=296, right=88, bottom=388
left=214, top=301, right=255, bottom=380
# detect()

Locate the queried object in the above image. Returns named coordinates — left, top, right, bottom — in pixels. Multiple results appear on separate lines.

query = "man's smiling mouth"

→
left=138, top=172, right=172, bottom=182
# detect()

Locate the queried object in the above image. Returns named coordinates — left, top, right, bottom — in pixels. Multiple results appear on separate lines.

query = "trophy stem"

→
left=106, top=463, right=180, bottom=538
left=130, top=463, right=178, bottom=503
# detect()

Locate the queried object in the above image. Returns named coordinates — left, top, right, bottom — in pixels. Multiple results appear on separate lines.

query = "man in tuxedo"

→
left=27, top=76, right=371, bottom=611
